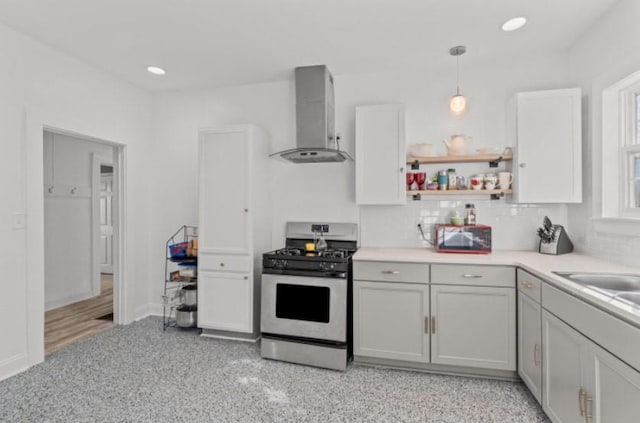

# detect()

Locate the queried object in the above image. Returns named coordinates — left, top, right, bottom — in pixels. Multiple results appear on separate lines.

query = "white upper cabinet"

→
left=355, top=104, right=406, bottom=205
left=510, top=88, right=582, bottom=203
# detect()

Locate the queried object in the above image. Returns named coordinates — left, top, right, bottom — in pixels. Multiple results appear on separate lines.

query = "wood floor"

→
left=45, top=274, right=115, bottom=355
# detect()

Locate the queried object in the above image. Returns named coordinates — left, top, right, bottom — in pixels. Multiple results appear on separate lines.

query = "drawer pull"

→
left=521, top=282, right=534, bottom=289
left=244, top=276, right=248, bottom=280
left=220, top=263, right=225, bottom=267
left=462, top=273, right=483, bottom=278
left=381, top=270, right=400, bottom=275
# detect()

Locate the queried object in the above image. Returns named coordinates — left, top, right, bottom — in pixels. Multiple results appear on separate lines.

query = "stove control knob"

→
left=318, top=262, right=326, bottom=270
left=282, top=260, right=288, bottom=268
left=329, top=263, right=336, bottom=270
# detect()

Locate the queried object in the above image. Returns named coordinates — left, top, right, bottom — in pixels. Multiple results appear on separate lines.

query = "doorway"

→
left=43, top=130, right=120, bottom=354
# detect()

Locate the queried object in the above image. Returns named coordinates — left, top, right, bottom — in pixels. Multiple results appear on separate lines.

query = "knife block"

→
left=539, top=225, right=574, bottom=255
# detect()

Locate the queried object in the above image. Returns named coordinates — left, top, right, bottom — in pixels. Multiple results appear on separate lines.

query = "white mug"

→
left=498, top=172, right=513, bottom=189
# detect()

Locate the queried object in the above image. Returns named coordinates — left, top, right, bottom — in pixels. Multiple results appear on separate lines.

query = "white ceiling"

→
left=0, top=0, right=620, bottom=92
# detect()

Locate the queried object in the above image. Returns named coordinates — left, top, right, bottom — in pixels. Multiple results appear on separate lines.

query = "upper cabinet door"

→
left=199, top=128, right=250, bottom=254
left=355, top=104, right=406, bottom=205
left=513, top=88, right=582, bottom=203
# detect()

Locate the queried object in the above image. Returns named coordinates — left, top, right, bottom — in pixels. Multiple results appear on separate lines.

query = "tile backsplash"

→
left=360, top=200, right=569, bottom=251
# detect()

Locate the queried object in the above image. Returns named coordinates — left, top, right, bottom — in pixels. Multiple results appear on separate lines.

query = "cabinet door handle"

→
left=533, top=343, right=541, bottom=366
left=243, top=276, right=248, bottom=280
left=400, top=167, right=405, bottom=173
left=431, top=316, right=436, bottom=334
left=462, top=273, right=483, bottom=278
left=244, top=208, right=249, bottom=213
left=519, top=163, right=527, bottom=168
left=578, top=388, right=585, bottom=417
left=424, top=316, right=429, bottom=334
left=584, top=391, right=593, bottom=423
left=521, top=282, right=534, bottom=289
left=220, top=263, right=225, bottom=267
left=381, top=270, right=400, bottom=275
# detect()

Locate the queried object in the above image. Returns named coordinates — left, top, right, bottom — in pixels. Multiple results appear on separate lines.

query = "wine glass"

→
left=406, top=172, right=415, bottom=191
left=414, top=172, right=426, bottom=190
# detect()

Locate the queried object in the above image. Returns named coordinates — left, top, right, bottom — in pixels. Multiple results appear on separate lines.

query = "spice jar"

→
left=447, top=168, right=457, bottom=190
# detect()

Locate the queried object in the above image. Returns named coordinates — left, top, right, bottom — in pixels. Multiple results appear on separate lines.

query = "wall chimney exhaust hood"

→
left=271, top=65, right=352, bottom=163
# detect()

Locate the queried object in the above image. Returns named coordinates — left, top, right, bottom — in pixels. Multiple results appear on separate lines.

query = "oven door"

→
left=261, top=274, right=346, bottom=343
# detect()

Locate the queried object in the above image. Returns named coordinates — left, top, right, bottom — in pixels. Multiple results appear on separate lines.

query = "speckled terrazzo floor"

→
left=0, top=317, right=549, bottom=423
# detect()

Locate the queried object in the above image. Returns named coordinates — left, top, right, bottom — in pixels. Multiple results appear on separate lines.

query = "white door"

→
left=518, top=291, right=542, bottom=403
left=353, top=281, right=429, bottom=363
left=542, top=310, right=587, bottom=423
left=199, top=129, right=250, bottom=254
left=430, top=285, right=516, bottom=370
left=99, top=174, right=113, bottom=274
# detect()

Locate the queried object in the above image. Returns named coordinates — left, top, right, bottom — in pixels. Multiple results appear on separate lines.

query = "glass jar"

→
left=464, top=203, right=477, bottom=225
left=447, top=168, right=457, bottom=190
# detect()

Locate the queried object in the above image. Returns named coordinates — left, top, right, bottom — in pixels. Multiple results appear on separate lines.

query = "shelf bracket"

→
left=489, top=156, right=504, bottom=168
left=412, top=193, right=422, bottom=201
left=411, top=160, right=420, bottom=170
left=490, top=192, right=505, bottom=200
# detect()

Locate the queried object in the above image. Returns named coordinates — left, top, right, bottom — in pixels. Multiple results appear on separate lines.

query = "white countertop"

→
left=354, top=247, right=640, bottom=328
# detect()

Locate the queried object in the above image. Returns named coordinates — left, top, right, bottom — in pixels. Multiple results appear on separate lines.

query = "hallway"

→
left=44, top=274, right=114, bottom=355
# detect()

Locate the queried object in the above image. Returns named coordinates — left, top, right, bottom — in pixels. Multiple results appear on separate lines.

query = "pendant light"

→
left=449, top=45, right=468, bottom=116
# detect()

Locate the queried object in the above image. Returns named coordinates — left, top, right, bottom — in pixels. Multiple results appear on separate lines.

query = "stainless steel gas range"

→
left=260, top=222, right=358, bottom=371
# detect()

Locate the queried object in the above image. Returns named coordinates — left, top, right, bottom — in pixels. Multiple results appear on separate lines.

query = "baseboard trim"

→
left=0, top=353, right=29, bottom=382
left=45, top=290, right=94, bottom=311
left=134, top=303, right=163, bottom=321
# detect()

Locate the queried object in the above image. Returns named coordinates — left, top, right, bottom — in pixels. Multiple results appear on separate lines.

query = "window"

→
left=601, top=70, right=640, bottom=221
left=622, top=86, right=640, bottom=213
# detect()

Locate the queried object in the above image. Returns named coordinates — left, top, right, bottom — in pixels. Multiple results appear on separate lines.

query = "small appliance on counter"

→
left=434, top=224, right=492, bottom=254
left=537, top=216, right=573, bottom=255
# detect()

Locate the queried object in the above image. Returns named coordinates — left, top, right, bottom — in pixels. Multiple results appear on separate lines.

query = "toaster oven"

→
left=434, top=224, right=492, bottom=254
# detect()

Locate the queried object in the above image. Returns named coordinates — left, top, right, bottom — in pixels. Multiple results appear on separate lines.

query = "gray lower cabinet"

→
left=542, top=309, right=640, bottom=423
left=354, top=261, right=516, bottom=374
left=518, top=291, right=542, bottom=403
left=353, top=280, right=429, bottom=363
left=431, top=284, right=516, bottom=370
left=517, top=268, right=544, bottom=405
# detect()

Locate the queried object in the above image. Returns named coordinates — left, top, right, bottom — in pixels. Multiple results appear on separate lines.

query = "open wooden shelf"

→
left=407, top=153, right=512, bottom=165
left=407, top=189, right=512, bottom=196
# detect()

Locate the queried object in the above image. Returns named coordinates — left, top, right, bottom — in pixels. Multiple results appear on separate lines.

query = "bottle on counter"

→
left=464, top=203, right=477, bottom=225
left=447, top=168, right=457, bottom=190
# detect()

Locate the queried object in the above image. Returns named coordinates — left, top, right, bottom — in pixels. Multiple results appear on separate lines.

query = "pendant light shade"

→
left=449, top=45, right=468, bottom=116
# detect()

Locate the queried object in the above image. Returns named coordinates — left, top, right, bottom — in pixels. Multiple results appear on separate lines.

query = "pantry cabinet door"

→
left=353, top=280, right=429, bottom=363
left=430, top=285, right=516, bottom=370
left=199, top=128, right=250, bottom=254
left=355, top=104, right=406, bottom=205
left=197, top=271, right=252, bottom=333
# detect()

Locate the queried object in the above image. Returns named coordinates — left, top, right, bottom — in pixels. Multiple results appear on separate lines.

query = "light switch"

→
left=12, top=213, right=26, bottom=230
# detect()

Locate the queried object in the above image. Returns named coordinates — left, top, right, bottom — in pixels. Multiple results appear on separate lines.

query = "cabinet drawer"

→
left=199, top=253, right=251, bottom=273
left=354, top=261, right=429, bottom=284
left=517, top=269, right=542, bottom=303
left=431, top=264, right=515, bottom=288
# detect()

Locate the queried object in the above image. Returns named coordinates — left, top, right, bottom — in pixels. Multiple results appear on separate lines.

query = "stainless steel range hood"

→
left=272, top=65, right=352, bottom=163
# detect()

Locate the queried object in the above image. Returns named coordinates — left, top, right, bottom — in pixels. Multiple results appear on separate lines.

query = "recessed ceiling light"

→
left=147, top=66, right=166, bottom=75
left=502, top=17, right=527, bottom=32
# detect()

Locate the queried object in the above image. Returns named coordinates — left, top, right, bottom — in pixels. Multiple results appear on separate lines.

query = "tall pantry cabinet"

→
left=197, top=124, right=271, bottom=340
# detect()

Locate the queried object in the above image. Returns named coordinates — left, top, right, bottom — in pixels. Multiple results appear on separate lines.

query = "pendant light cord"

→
left=456, top=55, right=460, bottom=96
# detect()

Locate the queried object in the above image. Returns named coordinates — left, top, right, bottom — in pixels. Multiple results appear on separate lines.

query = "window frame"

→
left=620, top=84, right=640, bottom=216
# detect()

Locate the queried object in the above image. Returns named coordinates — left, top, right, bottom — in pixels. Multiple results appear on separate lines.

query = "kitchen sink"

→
left=553, top=272, right=640, bottom=306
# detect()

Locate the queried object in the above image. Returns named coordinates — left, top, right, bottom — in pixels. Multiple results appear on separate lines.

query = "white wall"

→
left=43, top=131, right=113, bottom=310
left=567, top=0, right=640, bottom=265
left=0, top=22, right=152, bottom=380
left=148, top=49, right=570, bottom=308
